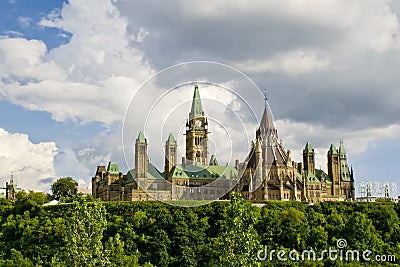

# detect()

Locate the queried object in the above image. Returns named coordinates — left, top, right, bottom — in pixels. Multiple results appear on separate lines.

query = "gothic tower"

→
left=5, top=172, right=16, bottom=202
left=327, top=144, right=340, bottom=196
left=338, top=141, right=354, bottom=200
left=135, top=131, right=148, bottom=179
left=185, top=84, right=209, bottom=165
left=339, top=141, right=351, bottom=182
left=164, top=133, right=177, bottom=179
left=256, top=102, right=278, bottom=150
left=256, top=98, right=278, bottom=182
left=253, top=94, right=278, bottom=200
left=303, top=142, right=315, bottom=176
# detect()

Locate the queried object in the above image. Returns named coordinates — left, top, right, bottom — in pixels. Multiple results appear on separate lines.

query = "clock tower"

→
left=185, top=84, right=209, bottom=165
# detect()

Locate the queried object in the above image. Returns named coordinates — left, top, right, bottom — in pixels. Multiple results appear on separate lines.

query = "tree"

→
left=211, top=191, right=262, bottom=267
left=0, top=249, right=34, bottom=267
left=105, top=233, right=142, bottom=267
left=52, top=199, right=108, bottom=266
left=278, top=207, right=309, bottom=251
left=51, top=177, right=78, bottom=200
left=14, top=190, right=49, bottom=214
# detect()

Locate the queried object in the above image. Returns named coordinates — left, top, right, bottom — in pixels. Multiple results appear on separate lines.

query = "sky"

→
left=0, top=0, right=399, bottom=197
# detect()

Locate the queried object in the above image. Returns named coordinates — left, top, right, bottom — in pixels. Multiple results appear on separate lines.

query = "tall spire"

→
left=167, top=133, right=176, bottom=144
left=259, top=99, right=276, bottom=133
left=257, top=88, right=278, bottom=148
left=328, top=144, right=338, bottom=155
left=304, top=142, right=313, bottom=153
left=189, top=84, right=205, bottom=120
left=339, top=139, right=346, bottom=155
left=264, top=88, right=268, bottom=108
left=137, top=131, right=146, bottom=143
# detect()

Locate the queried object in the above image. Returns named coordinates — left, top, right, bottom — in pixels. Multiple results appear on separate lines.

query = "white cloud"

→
left=77, top=179, right=87, bottom=187
left=237, top=51, right=331, bottom=75
left=180, top=0, right=399, bottom=53
left=0, top=0, right=154, bottom=124
left=0, top=31, right=24, bottom=38
left=276, top=120, right=400, bottom=171
left=1, top=0, right=400, bottom=190
left=18, top=16, right=32, bottom=28
left=0, top=128, right=58, bottom=191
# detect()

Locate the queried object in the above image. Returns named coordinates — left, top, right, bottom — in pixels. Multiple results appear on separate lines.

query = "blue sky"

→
left=0, top=0, right=399, bottom=197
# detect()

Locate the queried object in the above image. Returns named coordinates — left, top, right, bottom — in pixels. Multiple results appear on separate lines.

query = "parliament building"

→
left=92, top=85, right=355, bottom=202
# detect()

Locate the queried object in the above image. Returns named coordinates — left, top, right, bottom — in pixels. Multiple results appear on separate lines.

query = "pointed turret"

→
left=165, top=133, right=177, bottom=179
left=137, top=131, right=146, bottom=143
left=350, top=165, right=354, bottom=182
left=328, top=144, right=338, bottom=155
left=339, top=140, right=346, bottom=155
left=338, top=141, right=351, bottom=182
left=189, top=84, right=205, bottom=120
left=259, top=105, right=276, bottom=134
left=107, top=162, right=120, bottom=175
left=135, top=131, right=148, bottom=179
left=255, top=137, right=262, bottom=154
left=303, top=142, right=315, bottom=176
left=254, top=137, right=263, bottom=190
left=186, top=84, right=209, bottom=165
left=167, top=133, right=176, bottom=145
left=327, top=143, right=340, bottom=195
left=209, top=155, right=218, bottom=166
left=257, top=92, right=278, bottom=148
left=303, top=142, right=313, bottom=153
left=6, top=172, right=17, bottom=202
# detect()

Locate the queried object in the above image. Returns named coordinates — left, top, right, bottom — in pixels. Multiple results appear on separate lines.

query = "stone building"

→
left=92, top=84, right=355, bottom=202
left=237, top=98, right=355, bottom=202
left=92, top=84, right=238, bottom=201
left=1, top=173, right=21, bottom=202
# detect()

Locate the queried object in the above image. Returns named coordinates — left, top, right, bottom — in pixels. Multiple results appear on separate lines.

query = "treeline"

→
left=0, top=193, right=399, bottom=266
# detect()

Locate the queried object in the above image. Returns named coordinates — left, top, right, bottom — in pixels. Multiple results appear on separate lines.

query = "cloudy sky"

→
left=0, top=0, right=399, bottom=196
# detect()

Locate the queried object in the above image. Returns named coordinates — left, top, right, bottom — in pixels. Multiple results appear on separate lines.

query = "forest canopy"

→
left=0, top=192, right=399, bottom=266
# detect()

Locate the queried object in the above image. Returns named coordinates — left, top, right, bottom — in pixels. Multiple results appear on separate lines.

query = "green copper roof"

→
left=328, top=144, right=338, bottom=155
left=339, top=141, right=346, bottom=155
left=305, top=169, right=332, bottom=184
left=107, top=162, right=120, bottom=175
left=147, top=163, right=164, bottom=179
left=137, top=131, right=146, bottom=142
left=304, top=142, right=313, bottom=153
left=167, top=133, right=176, bottom=144
left=189, top=84, right=205, bottom=120
left=170, top=164, right=237, bottom=180
left=124, top=163, right=165, bottom=183
left=209, top=155, right=218, bottom=166
left=316, top=169, right=332, bottom=183
left=125, top=169, right=135, bottom=183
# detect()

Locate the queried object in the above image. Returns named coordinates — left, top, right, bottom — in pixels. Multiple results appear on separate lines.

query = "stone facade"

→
left=92, top=84, right=355, bottom=202
left=237, top=102, right=355, bottom=202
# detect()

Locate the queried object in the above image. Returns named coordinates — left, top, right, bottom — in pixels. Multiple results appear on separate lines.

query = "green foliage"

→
left=52, top=199, right=108, bottom=266
left=211, top=191, right=261, bottom=267
left=51, top=177, right=78, bottom=200
left=0, top=198, right=399, bottom=266
left=0, top=249, right=34, bottom=267
left=105, top=233, right=141, bottom=266
left=14, top=190, right=49, bottom=214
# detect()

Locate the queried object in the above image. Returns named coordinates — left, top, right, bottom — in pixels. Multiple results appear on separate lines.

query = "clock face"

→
left=196, top=120, right=202, bottom=127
